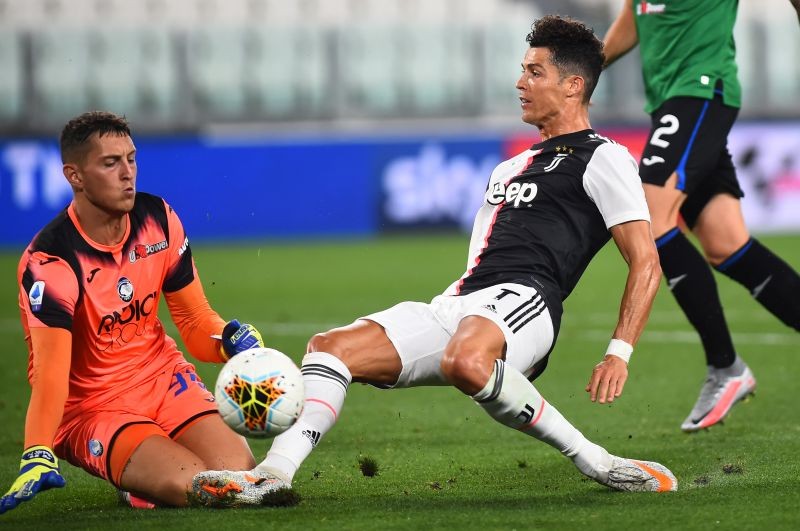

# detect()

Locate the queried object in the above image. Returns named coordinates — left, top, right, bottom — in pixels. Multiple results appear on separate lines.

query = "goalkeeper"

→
left=1, top=111, right=273, bottom=513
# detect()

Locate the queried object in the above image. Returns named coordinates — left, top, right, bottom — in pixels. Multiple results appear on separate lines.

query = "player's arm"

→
left=164, top=277, right=263, bottom=362
left=585, top=219, right=661, bottom=403
left=24, top=328, right=71, bottom=448
left=603, top=0, right=638, bottom=67
left=162, top=200, right=263, bottom=361
left=0, top=327, right=70, bottom=513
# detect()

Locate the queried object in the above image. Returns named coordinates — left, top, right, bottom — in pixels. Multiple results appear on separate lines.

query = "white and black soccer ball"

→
left=215, top=347, right=304, bottom=438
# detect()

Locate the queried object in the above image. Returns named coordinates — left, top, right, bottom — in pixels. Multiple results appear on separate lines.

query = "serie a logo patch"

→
left=29, top=281, right=45, bottom=312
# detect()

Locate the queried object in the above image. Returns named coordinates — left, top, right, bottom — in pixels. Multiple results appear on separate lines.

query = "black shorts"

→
left=639, top=93, right=744, bottom=228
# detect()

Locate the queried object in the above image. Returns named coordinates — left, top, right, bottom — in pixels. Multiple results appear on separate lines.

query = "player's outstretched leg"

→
left=190, top=351, right=352, bottom=507
left=473, top=360, right=677, bottom=492
left=681, top=355, right=757, bottom=432
left=189, top=469, right=293, bottom=508
left=256, top=351, right=352, bottom=483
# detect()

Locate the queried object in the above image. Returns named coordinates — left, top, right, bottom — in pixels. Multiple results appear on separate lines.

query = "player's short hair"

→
left=60, top=111, right=132, bottom=163
left=525, top=15, right=604, bottom=104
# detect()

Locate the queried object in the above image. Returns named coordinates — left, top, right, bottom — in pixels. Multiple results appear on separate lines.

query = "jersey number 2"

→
left=650, top=114, right=679, bottom=148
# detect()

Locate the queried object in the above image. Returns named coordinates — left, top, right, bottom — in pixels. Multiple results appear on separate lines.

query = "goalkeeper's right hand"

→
left=220, top=319, right=264, bottom=360
left=0, top=446, right=66, bottom=515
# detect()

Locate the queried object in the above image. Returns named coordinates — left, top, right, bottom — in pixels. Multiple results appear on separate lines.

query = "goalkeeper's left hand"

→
left=0, top=446, right=66, bottom=515
left=220, top=319, right=264, bottom=360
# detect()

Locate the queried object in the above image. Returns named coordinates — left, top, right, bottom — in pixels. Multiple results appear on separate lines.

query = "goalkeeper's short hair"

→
left=60, top=111, right=132, bottom=164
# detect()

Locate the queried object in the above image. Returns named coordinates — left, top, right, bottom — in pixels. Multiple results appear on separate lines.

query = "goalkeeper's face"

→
left=65, top=133, right=138, bottom=216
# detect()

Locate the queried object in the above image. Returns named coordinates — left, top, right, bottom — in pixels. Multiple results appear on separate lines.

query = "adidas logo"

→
left=302, top=429, right=321, bottom=447
left=482, top=304, right=497, bottom=313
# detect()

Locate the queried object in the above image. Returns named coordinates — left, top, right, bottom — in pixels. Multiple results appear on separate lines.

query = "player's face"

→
left=516, top=47, right=568, bottom=126
left=71, top=133, right=137, bottom=215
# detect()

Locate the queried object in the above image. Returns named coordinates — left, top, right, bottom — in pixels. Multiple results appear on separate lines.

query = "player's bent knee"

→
left=306, top=331, right=369, bottom=374
left=307, top=331, right=350, bottom=359
left=700, top=240, right=750, bottom=267
left=441, top=344, right=496, bottom=395
left=703, top=249, right=731, bottom=267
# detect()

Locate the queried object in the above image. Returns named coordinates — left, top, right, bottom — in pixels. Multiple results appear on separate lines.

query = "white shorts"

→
left=362, top=283, right=555, bottom=388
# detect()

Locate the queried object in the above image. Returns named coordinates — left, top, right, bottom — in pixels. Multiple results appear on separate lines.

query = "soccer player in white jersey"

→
left=192, top=15, right=677, bottom=506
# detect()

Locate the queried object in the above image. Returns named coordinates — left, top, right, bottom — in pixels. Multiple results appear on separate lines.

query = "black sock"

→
left=716, top=238, right=800, bottom=331
left=656, top=228, right=736, bottom=368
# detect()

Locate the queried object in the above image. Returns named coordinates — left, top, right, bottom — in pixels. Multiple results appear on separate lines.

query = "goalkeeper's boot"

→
left=598, top=456, right=678, bottom=492
left=190, top=470, right=291, bottom=507
left=681, top=357, right=756, bottom=432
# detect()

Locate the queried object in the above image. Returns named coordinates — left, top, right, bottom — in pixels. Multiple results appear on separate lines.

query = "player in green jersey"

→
left=603, top=0, right=800, bottom=432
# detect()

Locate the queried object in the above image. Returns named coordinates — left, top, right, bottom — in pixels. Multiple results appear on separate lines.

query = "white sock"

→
left=255, top=352, right=351, bottom=483
left=473, top=359, right=612, bottom=480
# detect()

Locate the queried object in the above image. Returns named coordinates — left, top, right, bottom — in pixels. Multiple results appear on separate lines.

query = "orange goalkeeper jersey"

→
left=18, top=192, right=225, bottom=438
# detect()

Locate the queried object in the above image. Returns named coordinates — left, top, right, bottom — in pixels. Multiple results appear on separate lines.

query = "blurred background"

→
left=1, top=0, right=799, bottom=246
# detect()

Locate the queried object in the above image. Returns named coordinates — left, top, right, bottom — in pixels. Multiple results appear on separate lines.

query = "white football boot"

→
left=681, top=357, right=756, bottom=432
left=190, top=469, right=291, bottom=507
left=578, top=447, right=678, bottom=492
left=599, top=457, right=678, bottom=492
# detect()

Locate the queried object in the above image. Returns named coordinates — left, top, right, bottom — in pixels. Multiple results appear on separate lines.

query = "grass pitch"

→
left=0, top=233, right=798, bottom=530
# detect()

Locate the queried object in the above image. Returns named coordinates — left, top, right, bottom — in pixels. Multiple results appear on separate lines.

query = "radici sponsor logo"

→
left=96, top=291, right=158, bottom=348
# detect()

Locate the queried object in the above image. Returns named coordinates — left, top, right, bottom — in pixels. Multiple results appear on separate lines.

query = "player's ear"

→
left=565, top=75, right=584, bottom=99
left=63, top=164, right=82, bottom=189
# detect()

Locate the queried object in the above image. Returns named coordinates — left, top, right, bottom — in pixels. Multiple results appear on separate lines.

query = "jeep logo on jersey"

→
left=117, top=277, right=134, bottom=302
left=486, top=182, right=538, bottom=207
left=29, top=281, right=45, bottom=312
left=129, top=239, right=168, bottom=263
left=97, top=291, right=157, bottom=336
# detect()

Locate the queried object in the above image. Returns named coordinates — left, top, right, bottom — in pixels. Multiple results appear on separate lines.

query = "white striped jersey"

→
left=444, top=129, right=649, bottom=331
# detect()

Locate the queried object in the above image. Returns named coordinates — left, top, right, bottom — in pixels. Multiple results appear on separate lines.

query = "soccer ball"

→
left=215, top=347, right=304, bottom=438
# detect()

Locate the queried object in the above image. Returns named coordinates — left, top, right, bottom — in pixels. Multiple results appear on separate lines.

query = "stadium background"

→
left=1, top=1, right=799, bottom=529
left=1, top=0, right=800, bottom=245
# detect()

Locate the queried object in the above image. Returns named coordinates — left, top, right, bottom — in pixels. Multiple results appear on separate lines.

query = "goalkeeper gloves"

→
left=0, top=445, right=66, bottom=514
left=220, top=319, right=264, bottom=360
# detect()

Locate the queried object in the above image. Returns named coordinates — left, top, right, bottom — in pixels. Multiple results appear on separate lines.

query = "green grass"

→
left=0, top=234, right=798, bottom=530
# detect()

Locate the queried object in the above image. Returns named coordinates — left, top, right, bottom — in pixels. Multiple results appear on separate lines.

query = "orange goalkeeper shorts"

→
left=53, top=360, right=218, bottom=486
